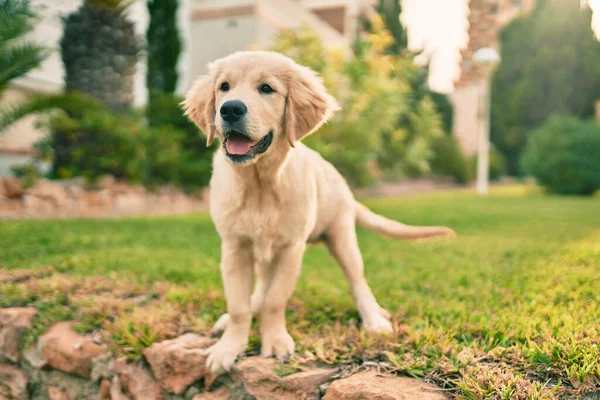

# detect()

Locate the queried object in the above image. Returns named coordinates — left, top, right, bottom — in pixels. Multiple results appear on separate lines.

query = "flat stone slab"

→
left=323, top=370, right=449, bottom=400
left=0, top=307, right=37, bottom=362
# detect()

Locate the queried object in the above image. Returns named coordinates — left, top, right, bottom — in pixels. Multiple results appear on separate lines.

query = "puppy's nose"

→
left=220, top=100, right=247, bottom=123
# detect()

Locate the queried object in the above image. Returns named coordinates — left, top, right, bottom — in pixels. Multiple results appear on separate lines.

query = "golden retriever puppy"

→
left=183, top=51, right=455, bottom=374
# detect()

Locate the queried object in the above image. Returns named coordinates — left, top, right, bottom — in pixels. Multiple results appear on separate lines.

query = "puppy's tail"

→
left=354, top=201, right=456, bottom=241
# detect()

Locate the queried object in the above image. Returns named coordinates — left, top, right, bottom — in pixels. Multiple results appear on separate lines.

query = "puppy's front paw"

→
left=204, top=336, right=247, bottom=374
left=362, top=312, right=393, bottom=334
left=261, top=328, right=295, bottom=358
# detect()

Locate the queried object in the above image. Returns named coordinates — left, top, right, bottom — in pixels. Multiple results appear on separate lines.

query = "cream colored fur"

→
left=183, top=51, right=455, bottom=374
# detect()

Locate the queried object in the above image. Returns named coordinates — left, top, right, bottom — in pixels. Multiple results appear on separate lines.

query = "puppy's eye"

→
left=220, top=82, right=230, bottom=92
left=259, top=84, right=275, bottom=94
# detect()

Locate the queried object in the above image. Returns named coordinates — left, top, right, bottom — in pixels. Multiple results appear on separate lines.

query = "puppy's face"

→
left=183, top=51, right=339, bottom=165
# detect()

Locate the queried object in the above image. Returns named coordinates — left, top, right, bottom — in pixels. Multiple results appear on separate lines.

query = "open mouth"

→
left=223, top=131, right=273, bottom=163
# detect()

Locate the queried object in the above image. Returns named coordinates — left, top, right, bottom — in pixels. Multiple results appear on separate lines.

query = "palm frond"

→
left=0, top=93, right=104, bottom=135
left=0, top=42, right=48, bottom=87
left=0, top=95, right=54, bottom=134
left=0, top=0, right=36, bottom=41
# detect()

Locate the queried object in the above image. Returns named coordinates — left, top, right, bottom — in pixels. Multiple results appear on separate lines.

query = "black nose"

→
left=220, top=100, right=247, bottom=123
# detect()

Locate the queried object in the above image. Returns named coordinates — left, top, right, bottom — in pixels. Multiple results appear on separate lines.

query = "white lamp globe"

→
left=473, top=47, right=501, bottom=69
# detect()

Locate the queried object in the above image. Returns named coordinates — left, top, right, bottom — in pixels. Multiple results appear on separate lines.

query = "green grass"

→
left=1, top=185, right=599, bottom=399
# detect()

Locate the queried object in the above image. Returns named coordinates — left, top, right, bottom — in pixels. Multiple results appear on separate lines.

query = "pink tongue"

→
left=226, top=137, right=257, bottom=155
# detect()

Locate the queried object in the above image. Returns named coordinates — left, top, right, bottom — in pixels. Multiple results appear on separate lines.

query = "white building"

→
left=0, top=0, right=375, bottom=176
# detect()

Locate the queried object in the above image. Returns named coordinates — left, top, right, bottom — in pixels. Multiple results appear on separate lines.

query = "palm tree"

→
left=61, top=0, right=142, bottom=111
left=0, top=0, right=47, bottom=95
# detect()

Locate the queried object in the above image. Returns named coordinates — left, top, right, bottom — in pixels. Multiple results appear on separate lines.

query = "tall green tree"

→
left=372, top=0, right=454, bottom=134
left=61, top=0, right=142, bottom=111
left=376, top=0, right=408, bottom=54
left=491, top=0, right=600, bottom=175
left=0, top=0, right=47, bottom=96
left=272, top=20, right=446, bottom=185
left=146, top=0, right=181, bottom=97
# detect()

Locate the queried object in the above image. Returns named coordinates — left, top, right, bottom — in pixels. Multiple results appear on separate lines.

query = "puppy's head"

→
left=182, top=51, right=339, bottom=165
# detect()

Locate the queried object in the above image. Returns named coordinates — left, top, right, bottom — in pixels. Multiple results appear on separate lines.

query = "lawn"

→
left=1, top=185, right=599, bottom=399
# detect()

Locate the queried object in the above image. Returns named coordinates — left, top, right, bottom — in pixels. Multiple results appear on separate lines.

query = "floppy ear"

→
left=182, top=74, right=217, bottom=147
left=286, top=66, right=340, bottom=147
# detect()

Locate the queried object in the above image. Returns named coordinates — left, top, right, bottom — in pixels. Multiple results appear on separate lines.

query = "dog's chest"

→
left=211, top=186, right=312, bottom=243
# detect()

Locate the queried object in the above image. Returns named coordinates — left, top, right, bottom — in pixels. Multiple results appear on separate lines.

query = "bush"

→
left=48, top=97, right=145, bottom=182
left=467, top=147, right=507, bottom=183
left=145, top=92, right=215, bottom=191
left=271, top=21, right=444, bottom=187
left=489, top=148, right=507, bottom=181
left=521, top=116, right=600, bottom=195
left=429, top=135, right=471, bottom=184
left=38, top=93, right=213, bottom=191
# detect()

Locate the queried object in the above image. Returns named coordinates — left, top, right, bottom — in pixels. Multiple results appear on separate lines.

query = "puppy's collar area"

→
left=223, top=131, right=273, bottom=164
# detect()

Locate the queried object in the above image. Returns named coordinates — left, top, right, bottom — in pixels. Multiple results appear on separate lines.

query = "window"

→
left=313, top=6, right=346, bottom=35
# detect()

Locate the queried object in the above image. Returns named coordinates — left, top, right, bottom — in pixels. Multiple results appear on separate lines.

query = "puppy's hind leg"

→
left=326, top=215, right=393, bottom=334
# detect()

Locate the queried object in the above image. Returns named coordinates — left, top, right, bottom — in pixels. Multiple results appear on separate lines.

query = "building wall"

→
left=187, top=0, right=351, bottom=80
left=188, top=15, right=259, bottom=79
left=0, top=88, right=48, bottom=152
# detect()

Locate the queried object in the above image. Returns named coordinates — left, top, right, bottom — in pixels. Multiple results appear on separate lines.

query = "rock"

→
left=99, top=379, right=111, bottom=400
left=26, top=179, right=69, bottom=208
left=323, top=370, right=449, bottom=400
left=143, top=333, right=215, bottom=395
left=114, top=358, right=162, bottom=400
left=192, top=387, right=230, bottom=400
left=78, top=190, right=103, bottom=207
left=0, top=197, right=24, bottom=214
left=96, top=175, right=117, bottom=190
left=54, top=177, right=86, bottom=188
left=23, top=194, right=54, bottom=213
left=48, top=385, right=70, bottom=400
left=65, top=184, right=85, bottom=198
left=91, top=352, right=115, bottom=382
left=231, top=357, right=333, bottom=400
left=23, top=343, right=47, bottom=369
left=0, top=364, right=28, bottom=400
left=114, top=193, right=145, bottom=212
left=22, top=334, right=110, bottom=399
left=231, top=357, right=283, bottom=399
left=283, top=368, right=337, bottom=399
left=185, top=385, right=201, bottom=399
left=1, top=178, right=24, bottom=198
left=107, top=376, right=131, bottom=400
left=38, top=321, right=107, bottom=378
left=0, top=307, right=37, bottom=362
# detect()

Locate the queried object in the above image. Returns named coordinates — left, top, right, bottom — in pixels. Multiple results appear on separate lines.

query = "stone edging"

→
left=0, top=307, right=449, bottom=400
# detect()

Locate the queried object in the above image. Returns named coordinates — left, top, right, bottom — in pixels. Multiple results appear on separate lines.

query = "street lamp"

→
left=473, top=47, right=501, bottom=195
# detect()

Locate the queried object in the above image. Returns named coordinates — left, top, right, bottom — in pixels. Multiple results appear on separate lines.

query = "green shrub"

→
left=272, top=22, right=443, bottom=187
left=145, top=92, right=215, bottom=190
left=489, top=148, right=507, bottom=181
left=521, top=116, right=600, bottom=195
left=37, top=93, right=213, bottom=191
left=467, top=147, right=507, bottom=183
left=429, top=135, right=471, bottom=184
left=48, top=99, right=145, bottom=182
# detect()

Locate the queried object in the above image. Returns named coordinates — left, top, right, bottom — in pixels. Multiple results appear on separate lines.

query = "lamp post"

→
left=473, top=47, right=501, bottom=195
